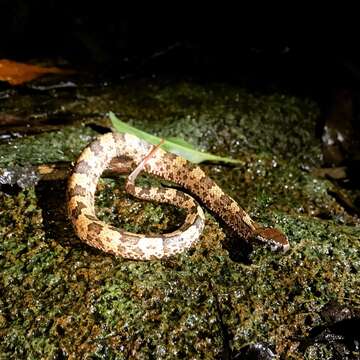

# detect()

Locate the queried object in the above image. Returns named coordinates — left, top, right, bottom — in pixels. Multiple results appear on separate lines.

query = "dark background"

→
left=1, top=2, right=359, bottom=93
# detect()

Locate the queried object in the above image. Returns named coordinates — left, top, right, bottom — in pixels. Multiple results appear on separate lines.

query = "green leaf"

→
left=109, top=112, right=241, bottom=164
left=165, top=137, right=197, bottom=150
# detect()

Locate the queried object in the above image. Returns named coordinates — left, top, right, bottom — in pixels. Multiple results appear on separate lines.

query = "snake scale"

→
left=67, top=132, right=289, bottom=259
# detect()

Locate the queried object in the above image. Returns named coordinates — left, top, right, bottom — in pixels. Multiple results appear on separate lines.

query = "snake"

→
left=67, top=132, right=289, bottom=260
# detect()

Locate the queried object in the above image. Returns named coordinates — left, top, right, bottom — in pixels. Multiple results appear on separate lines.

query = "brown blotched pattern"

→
left=67, top=133, right=289, bottom=260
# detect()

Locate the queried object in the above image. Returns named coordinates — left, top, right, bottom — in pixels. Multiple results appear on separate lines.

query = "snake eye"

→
left=254, top=227, right=290, bottom=252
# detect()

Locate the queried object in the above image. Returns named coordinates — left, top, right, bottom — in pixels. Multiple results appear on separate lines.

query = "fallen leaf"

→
left=0, top=59, right=74, bottom=85
left=109, top=112, right=242, bottom=164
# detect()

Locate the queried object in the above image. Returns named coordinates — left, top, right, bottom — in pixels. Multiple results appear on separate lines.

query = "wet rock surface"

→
left=0, top=79, right=359, bottom=359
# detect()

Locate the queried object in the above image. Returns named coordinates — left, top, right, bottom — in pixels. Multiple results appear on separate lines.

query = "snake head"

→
left=254, top=227, right=290, bottom=252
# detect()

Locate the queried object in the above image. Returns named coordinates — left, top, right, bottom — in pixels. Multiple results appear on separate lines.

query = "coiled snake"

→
left=67, top=132, right=289, bottom=259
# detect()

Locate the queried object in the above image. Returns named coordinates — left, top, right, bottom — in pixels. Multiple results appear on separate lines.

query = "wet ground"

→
left=0, top=78, right=359, bottom=359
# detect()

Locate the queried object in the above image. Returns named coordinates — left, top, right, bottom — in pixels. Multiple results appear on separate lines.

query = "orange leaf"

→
left=0, top=59, right=74, bottom=85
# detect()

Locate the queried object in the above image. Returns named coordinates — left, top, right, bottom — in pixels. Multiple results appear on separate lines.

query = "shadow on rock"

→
left=35, top=179, right=84, bottom=250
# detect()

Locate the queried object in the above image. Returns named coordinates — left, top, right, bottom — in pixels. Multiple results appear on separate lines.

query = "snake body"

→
left=67, top=132, right=289, bottom=259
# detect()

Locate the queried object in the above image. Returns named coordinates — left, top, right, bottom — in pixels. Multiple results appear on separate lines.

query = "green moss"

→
left=0, top=126, right=97, bottom=167
left=0, top=80, right=359, bottom=359
left=95, top=177, right=186, bottom=235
